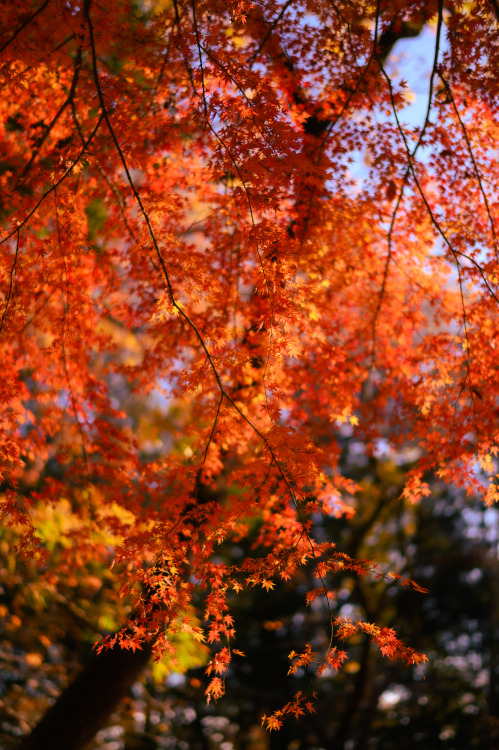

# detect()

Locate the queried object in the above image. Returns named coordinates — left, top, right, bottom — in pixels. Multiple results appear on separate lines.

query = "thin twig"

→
left=190, top=0, right=208, bottom=120
left=83, top=0, right=336, bottom=625
left=0, top=115, right=104, bottom=247
left=249, top=0, right=293, bottom=65
left=0, top=231, right=20, bottom=336
left=54, top=189, right=90, bottom=478
left=438, top=71, right=499, bottom=261
left=16, top=47, right=83, bottom=186
left=375, top=18, right=483, bottom=432
left=371, top=0, right=444, bottom=359
left=0, top=0, right=51, bottom=54
left=203, top=393, right=224, bottom=464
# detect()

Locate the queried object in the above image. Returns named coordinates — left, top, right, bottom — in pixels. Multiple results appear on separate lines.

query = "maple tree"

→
left=1, top=0, right=499, bottom=745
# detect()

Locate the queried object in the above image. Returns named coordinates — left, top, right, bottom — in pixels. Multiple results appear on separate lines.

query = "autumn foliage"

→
left=1, top=0, right=499, bottom=733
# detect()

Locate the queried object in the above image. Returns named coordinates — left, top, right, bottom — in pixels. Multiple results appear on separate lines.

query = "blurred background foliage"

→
left=1, top=404, right=498, bottom=749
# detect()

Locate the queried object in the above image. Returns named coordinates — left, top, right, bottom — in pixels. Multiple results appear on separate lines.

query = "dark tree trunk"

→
left=18, top=643, right=152, bottom=750
left=332, top=634, right=372, bottom=749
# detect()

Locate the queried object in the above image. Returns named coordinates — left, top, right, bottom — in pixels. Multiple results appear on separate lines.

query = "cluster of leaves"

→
left=3, top=448, right=497, bottom=749
left=1, top=0, right=499, bottom=735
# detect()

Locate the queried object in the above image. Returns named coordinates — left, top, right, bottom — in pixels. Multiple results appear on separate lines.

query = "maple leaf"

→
left=205, top=676, right=225, bottom=704
left=261, top=579, right=275, bottom=591
left=126, top=639, right=142, bottom=653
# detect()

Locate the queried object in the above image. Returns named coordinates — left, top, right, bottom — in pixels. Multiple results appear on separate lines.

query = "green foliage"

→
left=85, top=199, right=107, bottom=241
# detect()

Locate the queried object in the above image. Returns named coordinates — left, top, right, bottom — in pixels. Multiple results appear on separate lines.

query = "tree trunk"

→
left=18, top=643, right=152, bottom=750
